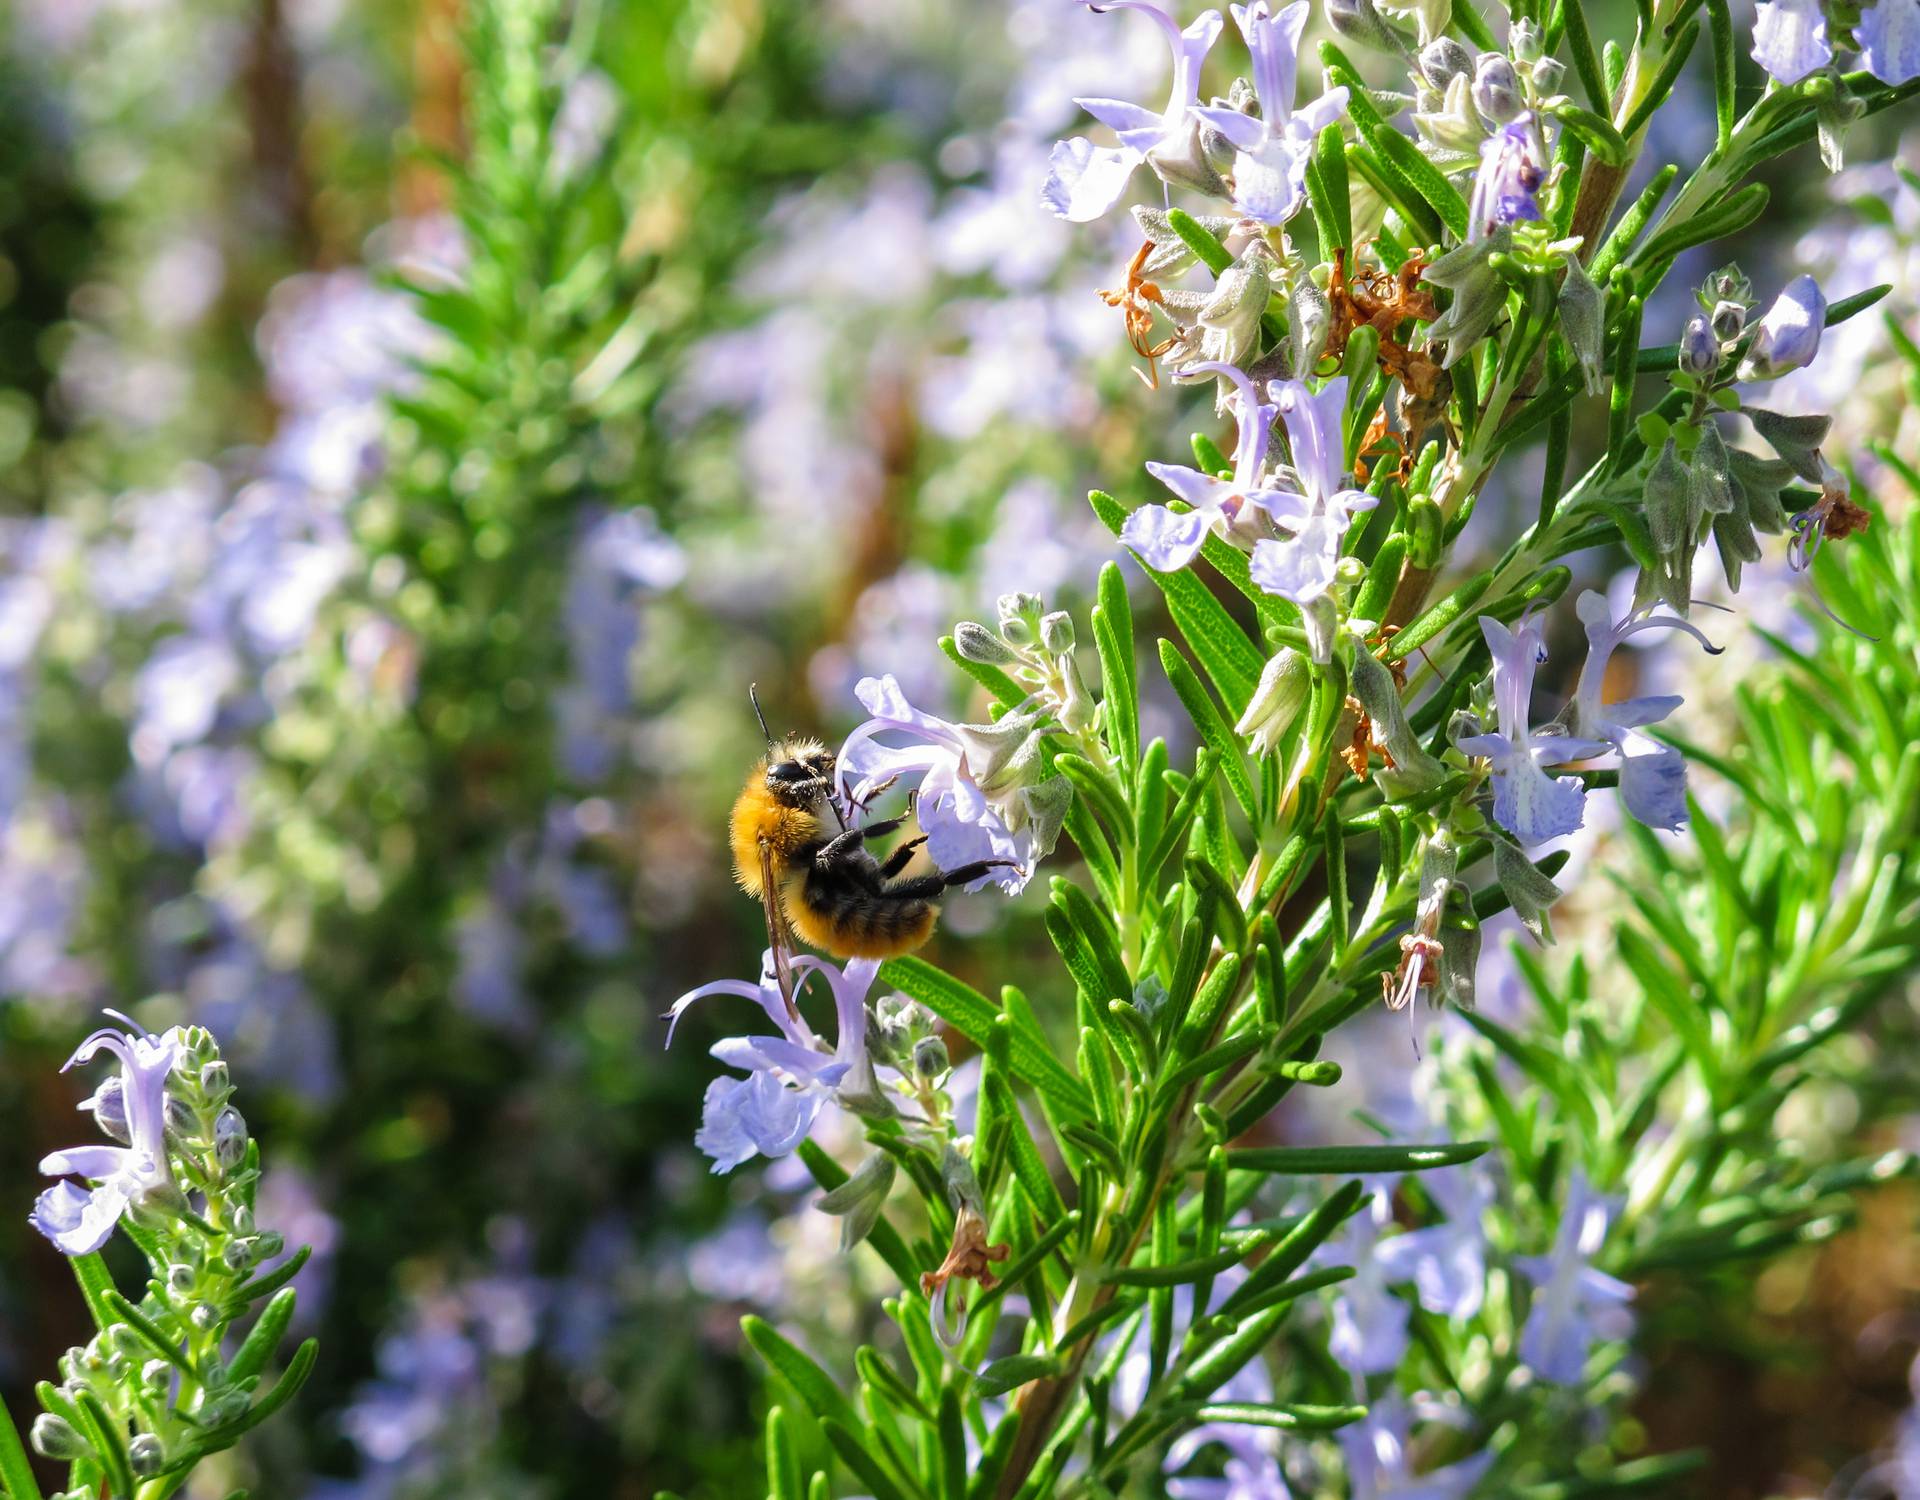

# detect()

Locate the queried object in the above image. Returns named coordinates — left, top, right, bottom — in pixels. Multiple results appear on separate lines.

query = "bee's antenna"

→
left=749, top=683, right=776, bottom=748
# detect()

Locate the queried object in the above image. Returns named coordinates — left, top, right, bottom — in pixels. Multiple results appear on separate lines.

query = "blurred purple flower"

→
left=1124, top=363, right=1294, bottom=572
left=1457, top=615, right=1609, bottom=846
left=1340, top=1394, right=1493, bottom=1500
left=1561, top=591, right=1720, bottom=831
left=131, top=633, right=240, bottom=760
left=1044, top=1, right=1224, bottom=220
left=1751, top=0, right=1831, bottom=84
left=1329, top=1185, right=1413, bottom=1374
left=31, top=1019, right=184, bottom=1256
left=1514, top=1171, right=1635, bottom=1383
left=1195, top=1, right=1349, bottom=225
left=1377, top=1165, right=1495, bottom=1321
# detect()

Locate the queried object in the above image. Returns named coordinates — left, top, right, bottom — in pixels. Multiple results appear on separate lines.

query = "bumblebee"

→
left=730, top=689, right=1006, bottom=987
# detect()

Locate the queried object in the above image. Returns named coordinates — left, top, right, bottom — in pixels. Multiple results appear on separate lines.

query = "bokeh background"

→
left=0, top=0, right=1917, bottom=1494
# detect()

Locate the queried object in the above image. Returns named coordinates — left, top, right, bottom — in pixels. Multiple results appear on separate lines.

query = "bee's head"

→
left=764, top=738, right=836, bottom=808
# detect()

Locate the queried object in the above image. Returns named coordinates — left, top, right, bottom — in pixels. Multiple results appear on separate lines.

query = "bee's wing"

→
left=757, top=835, right=800, bottom=1021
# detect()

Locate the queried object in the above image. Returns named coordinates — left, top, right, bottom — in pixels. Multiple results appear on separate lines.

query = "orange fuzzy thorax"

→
left=729, top=770, right=825, bottom=897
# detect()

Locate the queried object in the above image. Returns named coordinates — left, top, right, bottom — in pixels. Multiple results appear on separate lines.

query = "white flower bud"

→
left=1235, top=649, right=1311, bottom=758
left=129, top=1434, right=166, bottom=1477
left=1039, top=611, right=1076, bottom=655
left=953, top=621, right=1017, bottom=665
left=31, top=1414, right=90, bottom=1462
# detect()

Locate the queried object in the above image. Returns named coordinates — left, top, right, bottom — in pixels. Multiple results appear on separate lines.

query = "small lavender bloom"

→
left=1044, top=2, right=1225, bottom=221
left=1514, top=1170, right=1635, bottom=1383
left=1247, top=375, right=1379, bottom=606
left=1192, top=2, right=1350, bottom=225
left=1679, top=315, right=1721, bottom=375
left=1737, top=274, right=1827, bottom=380
left=666, top=951, right=879, bottom=1172
left=1340, top=1394, right=1494, bottom=1500
left=1861, top=0, right=1920, bottom=85
left=1468, top=114, right=1546, bottom=240
left=1751, top=0, right=1832, bottom=84
left=1376, top=1165, right=1495, bottom=1321
left=1167, top=1450, right=1293, bottom=1499
left=31, top=1019, right=185, bottom=1255
left=836, top=675, right=1046, bottom=893
left=1561, top=591, right=1721, bottom=831
left=1124, top=363, right=1295, bottom=572
left=1456, top=616, right=1609, bottom=846
left=1329, top=1187, right=1413, bottom=1375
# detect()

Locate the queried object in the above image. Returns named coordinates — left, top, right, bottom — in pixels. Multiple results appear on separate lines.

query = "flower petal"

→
left=1752, top=0, right=1833, bottom=84
left=1121, top=502, right=1213, bottom=573
left=1861, top=0, right=1920, bottom=85
left=1042, top=137, right=1143, bottom=222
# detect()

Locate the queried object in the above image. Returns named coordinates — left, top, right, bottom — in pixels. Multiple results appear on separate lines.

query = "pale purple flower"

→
left=132, top=633, right=240, bottom=759
left=836, top=675, right=1041, bottom=894
left=1123, top=363, right=1296, bottom=572
left=1248, top=375, right=1379, bottom=606
left=1738, top=274, right=1827, bottom=381
left=1193, top=1, right=1349, bottom=224
left=666, top=951, right=880, bottom=1173
left=1168, top=1449, right=1293, bottom=1499
left=1376, top=1166, right=1495, bottom=1321
left=1862, top=0, right=1920, bottom=84
left=1044, top=2, right=1224, bottom=221
left=1514, top=1171, right=1635, bottom=1383
left=1469, top=114, right=1547, bottom=241
left=1330, top=1186, right=1413, bottom=1375
left=1561, top=591, right=1720, bottom=831
left=1751, top=0, right=1832, bottom=84
left=1457, top=615, right=1609, bottom=846
left=31, top=1019, right=184, bottom=1256
left=1340, top=1395, right=1493, bottom=1500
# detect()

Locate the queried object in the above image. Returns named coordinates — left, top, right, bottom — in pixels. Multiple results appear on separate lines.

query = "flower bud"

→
left=255, top=1230, right=285, bottom=1260
left=1038, top=610, right=1075, bottom=655
left=1557, top=255, right=1606, bottom=395
left=32, top=1415, right=92, bottom=1462
left=1418, top=36, right=1474, bottom=90
left=1679, top=316, right=1720, bottom=375
left=953, top=621, right=1017, bottom=665
left=82, top=1074, right=131, bottom=1145
left=1471, top=53, right=1523, bottom=123
left=199, top=1060, right=229, bottom=1097
left=1327, top=0, right=1413, bottom=56
left=1710, top=299, right=1746, bottom=341
left=1509, top=17, right=1545, bottom=63
left=192, top=1303, right=219, bottom=1330
left=214, top=1106, right=248, bottom=1168
left=143, top=1358, right=175, bottom=1390
left=129, top=1434, right=165, bottom=1477
left=223, top=1237, right=256, bottom=1272
left=1644, top=439, right=1693, bottom=555
left=230, top=1204, right=255, bottom=1236
left=1234, top=648, right=1311, bottom=758
left=912, top=1035, right=951, bottom=1080
left=168, top=1263, right=196, bottom=1294
left=1738, top=274, right=1827, bottom=381
left=1057, top=657, right=1099, bottom=734
left=166, top=1095, right=196, bottom=1137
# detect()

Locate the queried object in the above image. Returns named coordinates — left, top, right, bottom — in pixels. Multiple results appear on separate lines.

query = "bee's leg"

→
left=884, top=860, right=1018, bottom=898
left=877, top=835, right=928, bottom=878
left=815, top=815, right=909, bottom=867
